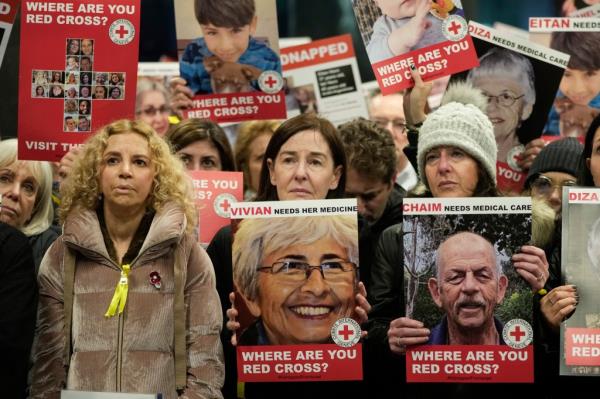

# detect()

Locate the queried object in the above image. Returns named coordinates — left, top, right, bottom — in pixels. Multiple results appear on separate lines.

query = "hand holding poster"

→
left=402, top=197, right=533, bottom=383
left=351, top=0, right=478, bottom=93
left=450, top=21, right=569, bottom=194
left=560, top=187, right=600, bottom=376
left=18, top=0, right=140, bottom=161
left=281, top=34, right=369, bottom=125
left=230, top=199, right=363, bottom=382
left=175, top=0, right=286, bottom=123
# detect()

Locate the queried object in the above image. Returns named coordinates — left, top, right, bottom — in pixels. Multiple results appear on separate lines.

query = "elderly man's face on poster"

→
left=428, top=233, right=508, bottom=332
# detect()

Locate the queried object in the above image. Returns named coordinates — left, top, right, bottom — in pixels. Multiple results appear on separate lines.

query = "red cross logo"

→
left=510, top=325, right=525, bottom=342
left=338, top=325, right=354, bottom=341
left=31, top=38, right=126, bottom=133
left=264, top=75, right=278, bottom=88
left=115, top=25, right=129, bottom=39
left=219, top=198, right=231, bottom=212
left=448, top=21, right=462, bottom=35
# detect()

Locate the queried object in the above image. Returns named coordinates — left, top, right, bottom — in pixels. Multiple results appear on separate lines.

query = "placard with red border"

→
left=18, top=0, right=140, bottom=161
left=230, top=199, right=363, bottom=382
left=280, top=34, right=369, bottom=125
left=188, top=170, right=243, bottom=246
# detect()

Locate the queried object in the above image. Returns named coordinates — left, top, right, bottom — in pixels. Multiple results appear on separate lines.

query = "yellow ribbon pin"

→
left=104, top=264, right=131, bottom=317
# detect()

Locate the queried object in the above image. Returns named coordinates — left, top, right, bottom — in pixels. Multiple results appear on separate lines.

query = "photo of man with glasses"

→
left=232, top=214, right=359, bottom=345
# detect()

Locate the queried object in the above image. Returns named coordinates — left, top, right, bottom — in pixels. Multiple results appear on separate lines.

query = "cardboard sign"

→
left=18, top=0, right=140, bottom=161
left=0, top=0, right=19, bottom=68
left=403, top=197, right=533, bottom=383
left=529, top=18, right=600, bottom=141
left=281, top=34, right=369, bottom=125
left=188, top=170, right=243, bottom=246
left=230, top=199, right=363, bottom=382
left=449, top=21, right=569, bottom=194
left=351, top=0, right=478, bottom=93
left=175, top=0, right=286, bottom=123
left=560, top=187, right=600, bottom=376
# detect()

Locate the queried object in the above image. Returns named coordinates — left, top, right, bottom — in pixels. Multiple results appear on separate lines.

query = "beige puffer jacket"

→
left=30, top=203, right=224, bottom=398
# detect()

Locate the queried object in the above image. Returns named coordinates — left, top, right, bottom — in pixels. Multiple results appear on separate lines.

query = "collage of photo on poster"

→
left=350, top=0, right=479, bottom=93
left=18, top=0, right=140, bottom=161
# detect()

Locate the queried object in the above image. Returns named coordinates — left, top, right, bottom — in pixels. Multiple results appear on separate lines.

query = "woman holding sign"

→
left=30, top=119, right=224, bottom=398
left=208, top=112, right=370, bottom=398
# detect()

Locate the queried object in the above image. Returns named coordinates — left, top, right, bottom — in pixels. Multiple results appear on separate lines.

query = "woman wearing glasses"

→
left=135, top=78, right=171, bottom=136
left=467, top=47, right=538, bottom=170
left=233, top=215, right=359, bottom=345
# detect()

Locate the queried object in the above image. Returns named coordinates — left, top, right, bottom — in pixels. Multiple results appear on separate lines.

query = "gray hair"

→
left=233, top=215, right=359, bottom=300
left=467, top=47, right=536, bottom=108
left=135, top=78, right=169, bottom=112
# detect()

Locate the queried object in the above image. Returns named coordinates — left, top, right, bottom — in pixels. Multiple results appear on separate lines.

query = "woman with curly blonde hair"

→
left=31, top=119, right=224, bottom=398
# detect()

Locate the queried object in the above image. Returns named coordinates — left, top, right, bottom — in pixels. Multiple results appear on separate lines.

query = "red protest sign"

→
left=18, top=0, right=140, bottom=161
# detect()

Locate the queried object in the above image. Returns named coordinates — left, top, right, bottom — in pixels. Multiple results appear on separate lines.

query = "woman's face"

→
left=137, top=91, right=169, bottom=135
left=177, top=139, right=222, bottom=171
left=81, top=39, right=93, bottom=55
left=560, top=68, right=600, bottom=106
left=111, top=88, right=121, bottom=99
left=94, top=86, right=106, bottom=99
left=36, top=86, right=44, bottom=96
left=81, top=74, right=90, bottom=85
left=52, top=72, right=61, bottom=82
left=472, top=75, right=532, bottom=141
left=99, top=132, right=156, bottom=215
left=0, top=161, right=39, bottom=229
left=245, top=237, right=356, bottom=345
left=247, top=133, right=272, bottom=193
left=111, top=74, right=120, bottom=84
left=53, top=85, right=63, bottom=96
left=68, top=40, right=79, bottom=54
left=586, top=127, right=600, bottom=186
left=424, top=146, right=480, bottom=198
left=267, top=130, right=341, bottom=200
left=79, top=101, right=89, bottom=114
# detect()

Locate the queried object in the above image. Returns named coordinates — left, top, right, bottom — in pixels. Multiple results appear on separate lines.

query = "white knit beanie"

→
left=417, top=82, right=497, bottom=189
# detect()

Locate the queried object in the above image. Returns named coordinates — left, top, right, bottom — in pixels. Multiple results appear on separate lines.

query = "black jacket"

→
left=0, top=223, right=38, bottom=398
left=358, top=185, right=405, bottom=292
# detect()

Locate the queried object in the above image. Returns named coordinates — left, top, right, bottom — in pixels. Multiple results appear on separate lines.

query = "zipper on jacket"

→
left=116, top=310, right=125, bottom=391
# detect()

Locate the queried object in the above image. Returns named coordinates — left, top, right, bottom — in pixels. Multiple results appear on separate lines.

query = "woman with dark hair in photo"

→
left=34, top=85, right=45, bottom=97
left=165, top=118, right=235, bottom=171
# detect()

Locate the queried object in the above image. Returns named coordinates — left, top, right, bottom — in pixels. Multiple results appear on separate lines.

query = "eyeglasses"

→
left=373, top=118, right=407, bottom=133
left=137, top=106, right=170, bottom=117
left=257, top=260, right=357, bottom=282
left=482, top=92, right=524, bottom=108
left=530, top=175, right=576, bottom=196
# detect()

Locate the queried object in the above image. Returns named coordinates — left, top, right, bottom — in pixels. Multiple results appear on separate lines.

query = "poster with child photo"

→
left=175, top=0, right=287, bottom=124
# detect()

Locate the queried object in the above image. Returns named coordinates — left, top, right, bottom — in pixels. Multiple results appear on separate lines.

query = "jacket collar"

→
left=62, top=202, right=187, bottom=267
